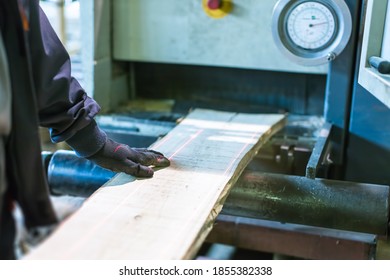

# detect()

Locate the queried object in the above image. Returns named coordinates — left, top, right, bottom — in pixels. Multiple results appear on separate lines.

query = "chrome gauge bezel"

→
left=272, top=0, right=352, bottom=66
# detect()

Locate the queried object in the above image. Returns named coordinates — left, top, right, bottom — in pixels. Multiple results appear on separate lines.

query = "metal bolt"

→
left=327, top=52, right=336, bottom=61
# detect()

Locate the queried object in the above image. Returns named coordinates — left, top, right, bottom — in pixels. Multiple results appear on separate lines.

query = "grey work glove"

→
left=87, top=139, right=170, bottom=177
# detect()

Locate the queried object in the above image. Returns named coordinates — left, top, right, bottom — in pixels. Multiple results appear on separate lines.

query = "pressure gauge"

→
left=272, top=0, right=352, bottom=65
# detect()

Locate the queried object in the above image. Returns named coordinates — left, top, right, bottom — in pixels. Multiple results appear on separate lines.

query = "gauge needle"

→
left=309, top=22, right=328, bottom=27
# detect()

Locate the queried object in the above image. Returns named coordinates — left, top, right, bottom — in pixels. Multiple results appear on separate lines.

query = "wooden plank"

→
left=27, top=109, right=285, bottom=259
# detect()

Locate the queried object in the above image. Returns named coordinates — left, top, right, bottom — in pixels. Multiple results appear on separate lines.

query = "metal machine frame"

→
left=42, top=0, right=390, bottom=260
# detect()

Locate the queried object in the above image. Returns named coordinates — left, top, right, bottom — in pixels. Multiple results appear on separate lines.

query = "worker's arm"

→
left=29, top=4, right=169, bottom=177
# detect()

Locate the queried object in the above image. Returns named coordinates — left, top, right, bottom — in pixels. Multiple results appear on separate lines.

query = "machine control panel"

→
left=113, top=0, right=328, bottom=74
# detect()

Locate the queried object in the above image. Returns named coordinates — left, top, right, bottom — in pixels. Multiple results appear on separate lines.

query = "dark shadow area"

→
left=133, top=62, right=326, bottom=115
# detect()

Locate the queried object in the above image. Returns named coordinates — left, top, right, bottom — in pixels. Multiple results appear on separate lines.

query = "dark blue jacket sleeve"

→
left=29, top=3, right=106, bottom=157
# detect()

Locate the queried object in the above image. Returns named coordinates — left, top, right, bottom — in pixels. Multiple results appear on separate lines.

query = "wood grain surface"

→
left=27, top=109, right=285, bottom=259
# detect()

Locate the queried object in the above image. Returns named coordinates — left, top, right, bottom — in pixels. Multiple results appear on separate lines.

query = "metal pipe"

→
left=47, top=150, right=115, bottom=197
left=223, top=171, right=389, bottom=235
left=207, top=215, right=376, bottom=260
left=43, top=152, right=390, bottom=235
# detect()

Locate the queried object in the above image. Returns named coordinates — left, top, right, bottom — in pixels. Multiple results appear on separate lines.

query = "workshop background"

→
left=27, top=0, right=390, bottom=260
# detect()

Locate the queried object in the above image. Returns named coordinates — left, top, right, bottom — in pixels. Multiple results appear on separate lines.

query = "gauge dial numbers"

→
left=272, top=0, right=352, bottom=65
left=286, top=2, right=337, bottom=50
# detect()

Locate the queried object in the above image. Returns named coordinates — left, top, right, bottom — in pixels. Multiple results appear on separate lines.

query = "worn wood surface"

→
left=27, top=109, right=285, bottom=259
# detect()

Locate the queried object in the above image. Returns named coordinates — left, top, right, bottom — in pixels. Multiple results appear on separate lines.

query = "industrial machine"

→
left=41, top=0, right=390, bottom=259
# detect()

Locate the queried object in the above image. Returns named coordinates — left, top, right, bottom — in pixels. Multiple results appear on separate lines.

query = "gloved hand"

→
left=87, top=138, right=170, bottom=177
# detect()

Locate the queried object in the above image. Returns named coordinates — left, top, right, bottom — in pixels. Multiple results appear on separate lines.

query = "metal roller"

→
left=223, top=171, right=390, bottom=235
left=43, top=152, right=390, bottom=235
left=46, top=150, right=115, bottom=197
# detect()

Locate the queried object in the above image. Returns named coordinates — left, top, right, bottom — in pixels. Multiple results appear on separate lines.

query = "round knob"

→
left=208, top=0, right=221, bottom=10
left=202, top=0, right=232, bottom=19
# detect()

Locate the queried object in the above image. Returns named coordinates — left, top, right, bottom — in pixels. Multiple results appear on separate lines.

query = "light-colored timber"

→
left=27, top=109, right=285, bottom=259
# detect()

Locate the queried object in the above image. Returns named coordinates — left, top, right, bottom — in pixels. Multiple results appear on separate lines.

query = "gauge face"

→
left=286, top=2, right=336, bottom=50
left=272, top=0, right=352, bottom=65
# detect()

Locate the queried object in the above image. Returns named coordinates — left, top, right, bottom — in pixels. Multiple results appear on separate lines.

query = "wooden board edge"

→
left=181, top=115, right=287, bottom=259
